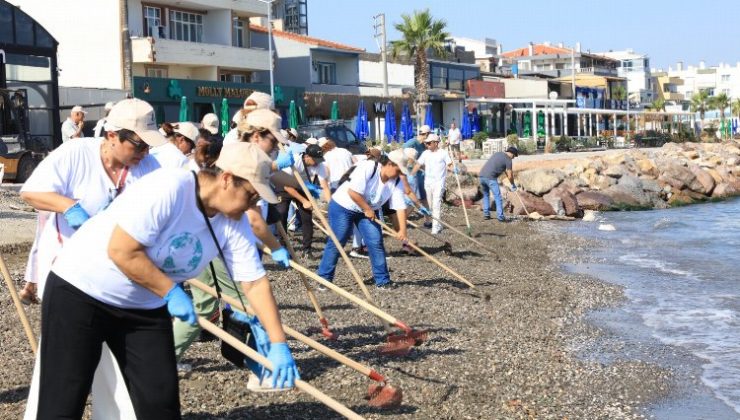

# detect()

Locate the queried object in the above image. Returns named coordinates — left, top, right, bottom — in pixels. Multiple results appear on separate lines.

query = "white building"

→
left=663, top=61, right=740, bottom=102
left=451, top=37, right=501, bottom=73
left=11, top=0, right=270, bottom=89
left=598, top=49, right=654, bottom=106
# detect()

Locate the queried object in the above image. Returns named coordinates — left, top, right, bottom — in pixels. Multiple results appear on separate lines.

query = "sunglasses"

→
left=124, top=137, right=149, bottom=153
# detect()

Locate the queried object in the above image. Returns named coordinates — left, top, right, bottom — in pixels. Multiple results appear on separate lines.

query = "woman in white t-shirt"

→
left=316, top=150, right=409, bottom=288
left=36, top=143, right=299, bottom=418
left=410, top=134, right=453, bottom=235
left=319, top=138, right=355, bottom=191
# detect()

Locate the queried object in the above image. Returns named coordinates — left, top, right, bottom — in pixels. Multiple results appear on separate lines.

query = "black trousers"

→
left=38, top=272, right=180, bottom=420
left=275, top=195, right=314, bottom=251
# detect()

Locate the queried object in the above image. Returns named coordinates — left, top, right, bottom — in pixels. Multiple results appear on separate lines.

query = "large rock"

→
left=603, top=185, right=651, bottom=208
left=592, top=175, right=616, bottom=190
left=544, top=187, right=582, bottom=218
left=689, top=166, right=715, bottom=195
left=576, top=191, right=614, bottom=211
left=658, top=161, right=704, bottom=192
left=618, top=175, right=644, bottom=191
left=636, top=159, right=659, bottom=178
left=681, top=150, right=700, bottom=160
left=712, top=182, right=739, bottom=198
left=668, top=190, right=695, bottom=206
left=510, top=191, right=556, bottom=216
left=515, top=169, right=564, bottom=195
left=604, top=165, right=628, bottom=178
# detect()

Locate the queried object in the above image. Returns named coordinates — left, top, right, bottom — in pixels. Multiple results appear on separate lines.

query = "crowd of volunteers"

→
left=16, top=91, right=514, bottom=418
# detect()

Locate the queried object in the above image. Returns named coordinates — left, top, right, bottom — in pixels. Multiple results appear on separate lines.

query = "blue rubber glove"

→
left=418, top=207, right=432, bottom=216
left=304, top=182, right=321, bottom=199
left=63, top=202, right=90, bottom=230
left=267, top=342, right=300, bottom=388
left=452, top=167, right=460, bottom=175
left=163, top=284, right=196, bottom=325
left=275, top=151, right=295, bottom=170
left=404, top=197, right=414, bottom=207
left=270, top=246, right=290, bottom=268
left=509, top=184, right=517, bottom=192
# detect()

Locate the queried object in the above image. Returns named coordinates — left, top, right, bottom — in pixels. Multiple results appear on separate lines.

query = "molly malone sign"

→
left=196, top=86, right=255, bottom=98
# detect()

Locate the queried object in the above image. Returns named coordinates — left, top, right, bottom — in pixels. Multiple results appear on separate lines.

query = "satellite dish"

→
left=549, top=91, right=559, bottom=100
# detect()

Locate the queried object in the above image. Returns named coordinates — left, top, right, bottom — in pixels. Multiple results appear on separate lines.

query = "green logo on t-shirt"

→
left=157, top=232, right=203, bottom=275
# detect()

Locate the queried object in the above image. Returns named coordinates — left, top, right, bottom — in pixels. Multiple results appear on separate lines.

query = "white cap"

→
left=71, top=105, right=87, bottom=115
left=306, top=137, right=318, bottom=145
left=403, top=148, right=418, bottom=160
left=215, top=143, right=278, bottom=204
left=244, top=109, right=288, bottom=144
left=104, top=99, right=167, bottom=147
left=244, top=91, right=274, bottom=111
left=174, top=122, right=199, bottom=142
left=318, top=137, right=329, bottom=147
left=387, top=149, right=408, bottom=175
left=419, top=125, right=431, bottom=134
left=424, top=133, right=440, bottom=143
left=104, top=102, right=115, bottom=111
left=288, top=128, right=298, bottom=138
left=201, top=113, right=219, bottom=135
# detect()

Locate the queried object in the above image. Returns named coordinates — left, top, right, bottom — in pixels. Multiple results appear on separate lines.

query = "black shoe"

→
left=375, top=281, right=397, bottom=290
left=197, top=329, right=217, bottom=343
left=363, top=277, right=375, bottom=285
left=484, top=215, right=492, bottom=220
left=423, top=221, right=433, bottom=229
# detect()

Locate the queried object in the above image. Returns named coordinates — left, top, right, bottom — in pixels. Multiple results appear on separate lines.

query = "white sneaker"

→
left=287, top=223, right=297, bottom=232
left=247, top=372, right=292, bottom=393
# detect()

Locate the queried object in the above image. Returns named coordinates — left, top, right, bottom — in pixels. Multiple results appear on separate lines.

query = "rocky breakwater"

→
left=449, top=141, right=740, bottom=218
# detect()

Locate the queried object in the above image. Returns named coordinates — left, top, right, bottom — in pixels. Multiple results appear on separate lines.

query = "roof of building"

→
left=249, top=24, right=365, bottom=52
left=501, top=43, right=619, bottom=62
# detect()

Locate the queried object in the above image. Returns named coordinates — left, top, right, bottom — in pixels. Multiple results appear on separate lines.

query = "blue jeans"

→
left=480, top=177, right=504, bottom=220
left=317, top=200, right=391, bottom=286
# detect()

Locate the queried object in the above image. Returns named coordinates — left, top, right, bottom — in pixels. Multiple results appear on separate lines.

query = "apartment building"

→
left=598, top=49, right=654, bottom=106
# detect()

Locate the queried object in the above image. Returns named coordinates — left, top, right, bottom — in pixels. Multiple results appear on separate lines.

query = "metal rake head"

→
left=366, top=383, right=403, bottom=408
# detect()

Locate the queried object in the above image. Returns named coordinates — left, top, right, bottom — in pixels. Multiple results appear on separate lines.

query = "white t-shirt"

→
left=447, top=128, right=461, bottom=145
left=332, top=160, right=407, bottom=212
left=285, top=155, right=328, bottom=184
left=323, top=147, right=354, bottom=186
left=93, top=118, right=106, bottom=138
left=61, top=118, right=80, bottom=143
left=52, top=169, right=265, bottom=310
left=20, top=138, right=161, bottom=293
left=149, top=142, right=189, bottom=169
left=417, top=149, right=452, bottom=186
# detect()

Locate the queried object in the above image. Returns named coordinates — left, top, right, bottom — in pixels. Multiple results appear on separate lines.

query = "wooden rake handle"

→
left=410, top=203, right=497, bottom=255
left=197, top=317, right=365, bottom=420
left=0, top=252, right=37, bottom=354
left=449, top=157, right=472, bottom=232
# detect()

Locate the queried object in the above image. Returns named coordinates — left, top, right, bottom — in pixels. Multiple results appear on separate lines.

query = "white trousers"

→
left=424, top=181, right=445, bottom=233
left=25, top=342, right=136, bottom=419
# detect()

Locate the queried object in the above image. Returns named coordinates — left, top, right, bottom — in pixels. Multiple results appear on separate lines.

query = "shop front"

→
left=133, top=77, right=305, bottom=125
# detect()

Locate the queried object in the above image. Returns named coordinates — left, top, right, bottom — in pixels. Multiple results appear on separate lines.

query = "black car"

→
left=297, top=122, right=367, bottom=155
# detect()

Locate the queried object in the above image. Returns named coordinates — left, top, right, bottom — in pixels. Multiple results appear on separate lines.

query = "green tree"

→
left=390, top=9, right=449, bottom=124
left=732, top=98, right=740, bottom=119
left=612, top=84, right=627, bottom=101
left=709, top=92, right=730, bottom=139
left=691, top=90, right=711, bottom=135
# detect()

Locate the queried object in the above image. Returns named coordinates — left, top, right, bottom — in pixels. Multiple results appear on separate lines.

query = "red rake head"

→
left=377, top=340, right=412, bottom=357
left=319, top=318, right=338, bottom=340
left=387, top=329, right=428, bottom=346
left=367, top=383, right=403, bottom=408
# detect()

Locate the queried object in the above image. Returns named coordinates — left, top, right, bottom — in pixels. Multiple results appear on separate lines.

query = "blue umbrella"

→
left=355, top=101, right=369, bottom=140
left=461, top=109, right=472, bottom=139
left=471, top=107, right=480, bottom=135
left=424, top=104, right=434, bottom=130
left=384, top=102, right=397, bottom=142
left=400, top=102, right=414, bottom=141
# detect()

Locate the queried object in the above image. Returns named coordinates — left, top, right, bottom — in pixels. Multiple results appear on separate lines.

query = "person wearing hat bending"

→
left=479, top=147, right=519, bottom=221
left=35, top=142, right=299, bottom=418
left=224, top=91, right=274, bottom=144
left=410, top=134, right=453, bottom=235
left=62, top=105, right=87, bottom=143
left=317, top=149, right=408, bottom=289
left=21, top=98, right=165, bottom=419
left=94, top=102, right=115, bottom=138
left=149, top=122, right=198, bottom=169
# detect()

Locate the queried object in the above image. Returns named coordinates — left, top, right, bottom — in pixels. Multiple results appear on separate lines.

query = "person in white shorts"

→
left=410, top=133, right=453, bottom=235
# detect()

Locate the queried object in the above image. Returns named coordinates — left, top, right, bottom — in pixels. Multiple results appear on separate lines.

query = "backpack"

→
left=337, top=161, right=400, bottom=188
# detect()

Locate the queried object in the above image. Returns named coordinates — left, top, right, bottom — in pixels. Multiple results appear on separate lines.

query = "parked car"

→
left=297, top=122, right=367, bottom=155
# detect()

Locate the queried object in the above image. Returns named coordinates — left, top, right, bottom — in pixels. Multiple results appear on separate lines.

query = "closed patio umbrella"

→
left=355, top=101, right=369, bottom=140
left=424, top=104, right=434, bottom=131
left=179, top=96, right=188, bottom=122
left=400, top=102, right=414, bottom=142
left=220, top=98, right=229, bottom=137
left=330, top=100, right=339, bottom=121
left=384, top=102, right=397, bottom=142
left=288, top=100, right=298, bottom=129
left=461, top=109, right=472, bottom=139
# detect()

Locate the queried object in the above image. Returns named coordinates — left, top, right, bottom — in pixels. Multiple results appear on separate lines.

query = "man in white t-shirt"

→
left=447, top=121, right=462, bottom=161
left=411, top=134, right=453, bottom=234
left=319, top=137, right=355, bottom=191
left=61, top=105, right=86, bottom=143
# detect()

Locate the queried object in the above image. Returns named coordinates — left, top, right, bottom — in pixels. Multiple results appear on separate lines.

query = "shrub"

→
left=555, top=135, right=572, bottom=152
left=506, top=133, right=519, bottom=148
left=518, top=138, right=537, bottom=155
left=472, top=131, right=489, bottom=149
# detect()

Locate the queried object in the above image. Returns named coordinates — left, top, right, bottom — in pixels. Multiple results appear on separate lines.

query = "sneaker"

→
left=315, top=284, right=327, bottom=292
left=349, top=247, right=369, bottom=259
left=177, top=363, right=193, bottom=373
left=363, top=277, right=375, bottom=285
left=375, top=281, right=397, bottom=290
left=247, top=372, right=292, bottom=393
left=497, top=216, right=507, bottom=222
left=287, top=223, right=297, bottom=232
left=483, top=215, right=492, bottom=220
left=423, top=221, right=433, bottom=229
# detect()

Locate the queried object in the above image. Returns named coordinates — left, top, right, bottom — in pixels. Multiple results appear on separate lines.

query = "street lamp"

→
left=255, top=0, right=275, bottom=98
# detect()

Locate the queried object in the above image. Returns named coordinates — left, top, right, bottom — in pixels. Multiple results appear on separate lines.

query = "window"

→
left=144, top=6, right=163, bottom=38
left=685, top=90, right=693, bottom=97
left=219, top=72, right=250, bottom=83
left=555, top=63, right=565, bottom=70
left=169, top=10, right=203, bottom=42
left=448, top=68, right=464, bottom=91
left=316, top=62, right=336, bottom=84
left=146, top=67, right=168, bottom=78
left=721, top=74, right=730, bottom=82
left=431, top=66, right=447, bottom=89
left=232, top=19, right=245, bottom=47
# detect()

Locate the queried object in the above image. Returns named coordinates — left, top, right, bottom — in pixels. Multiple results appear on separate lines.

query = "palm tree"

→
left=610, top=85, right=629, bottom=136
left=732, top=98, right=740, bottom=120
left=390, top=9, right=449, bottom=124
left=691, top=90, right=711, bottom=135
left=710, top=92, right=730, bottom=139
left=649, top=98, right=666, bottom=131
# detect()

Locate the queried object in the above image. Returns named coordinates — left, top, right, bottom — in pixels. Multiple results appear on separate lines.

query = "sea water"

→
left=563, top=197, right=740, bottom=419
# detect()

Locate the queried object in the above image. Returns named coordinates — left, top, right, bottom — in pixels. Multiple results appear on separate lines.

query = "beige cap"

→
left=244, top=91, right=274, bottom=111
left=71, top=105, right=87, bottom=115
left=174, top=122, right=199, bottom=142
left=288, top=128, right=298, bottom=138
left=305, top=137, right=318, bottom=145
left=104, top=99, right=167, bottom=147
left=244, top=109, right=288, bottom=144
left=403, top=148, right=418, bottom=160
left=215, top=142, right=279, bottom=204
left=419, top=125, right=431, bottom=134
left=201, top=113, right=219, bottom=135
left=387, top=149, right=408, bottom=175
left=104, top=102, right=115, bottom=111
left=424, top=133, right=440, bottom=143
left=317, top=137, right=329, bottom=147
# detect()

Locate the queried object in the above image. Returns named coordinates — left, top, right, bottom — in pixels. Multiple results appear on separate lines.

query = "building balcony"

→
left=142, top=0, right=266, bottom=16
left=576, top=66, right=618, bottom=76
left=132, top=37, right=269, bottom=71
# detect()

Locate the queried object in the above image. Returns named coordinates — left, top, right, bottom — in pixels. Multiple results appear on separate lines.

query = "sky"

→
left=308, top=0, right=740, bottom=70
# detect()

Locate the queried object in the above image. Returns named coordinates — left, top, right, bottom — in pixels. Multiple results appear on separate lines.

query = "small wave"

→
left=618, top=254, right=699, bottom=279
left=652, top=217, right=689, bottom=230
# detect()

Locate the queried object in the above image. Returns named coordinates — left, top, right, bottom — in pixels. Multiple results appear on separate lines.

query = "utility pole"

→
left=120, top=0, right=133, bottom=96
left=256, top=0, right=276, bottom=97
left=373, top=14, right=389, bottom=97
